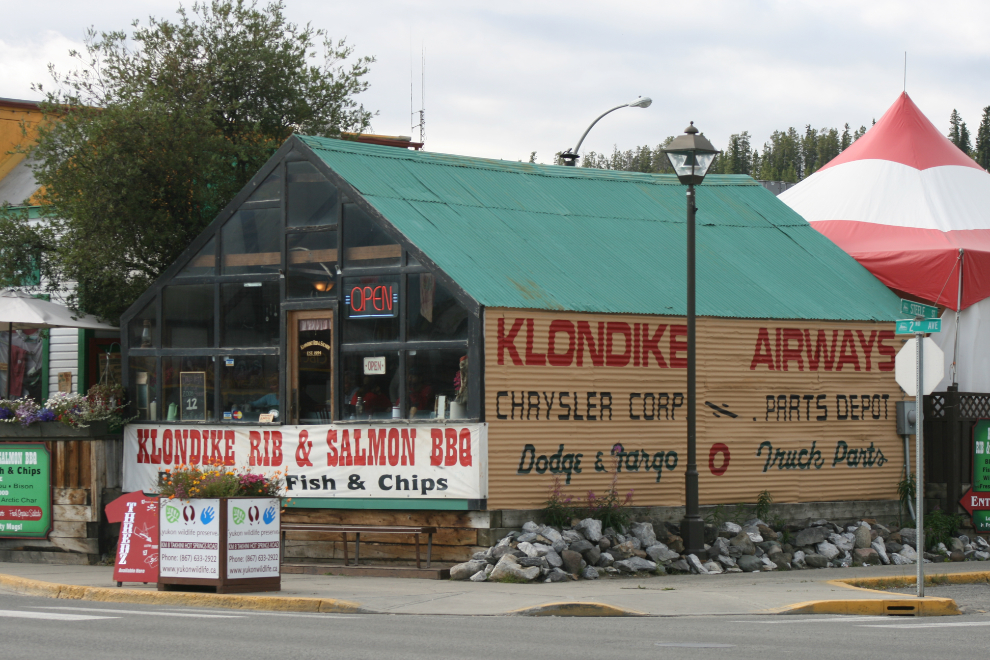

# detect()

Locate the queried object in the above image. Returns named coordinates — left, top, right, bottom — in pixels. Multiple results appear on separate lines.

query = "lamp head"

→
left=662, top=121, right=719, bottom=185
left=627, top=96, right=652, bottom=108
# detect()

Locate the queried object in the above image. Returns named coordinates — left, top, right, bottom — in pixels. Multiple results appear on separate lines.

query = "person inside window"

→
left=250, top=375, right=279, bottom=410
left=407, top=368, right=434, bottom=417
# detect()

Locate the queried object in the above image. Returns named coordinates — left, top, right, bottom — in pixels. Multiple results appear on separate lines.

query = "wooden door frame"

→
left=287, top=310, right=334, bottom=424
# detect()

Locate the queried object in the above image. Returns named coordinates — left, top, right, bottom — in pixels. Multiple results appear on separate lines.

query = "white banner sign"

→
left=159, top=498, right=220, bottom=579
left=226, top=498, right=280, bottom=579
left=124, top=423, right=487, bottom=500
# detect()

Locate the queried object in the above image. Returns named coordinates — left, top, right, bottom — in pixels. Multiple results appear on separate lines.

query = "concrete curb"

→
left=779, top=597, right=960, bottom=617
left=509, top=602, right=646, bottom=617
left=0, top=574, right=365, bottom=614
left=831, top=571, right=990, bottom=591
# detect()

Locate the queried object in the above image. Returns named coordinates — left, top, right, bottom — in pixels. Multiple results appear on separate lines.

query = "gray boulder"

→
left=708, top=537, right=731, bottom=559
left=703, top=560, right=723, bottom=574
left=890, top=552, right=914, bottom=565
left=872, top=538, right=890, bottom=565
left=581, top=566, right=600, bottom=580
left=829, top=533, right=854, bottom=552
left=569, top=539, right=594, bottom=554
left=492, top=545, right=523, bottom=561
left=522, top=521, right=540, bottom=533
left=539, top=526, right=563, bottom=544
left=545, top=567, right=569, bottom=583
left=646, top=543, right=680, bottom=563
left=670, top=558, right=690, bottom=572
left=471, top=551, right=488, bottom=561
left=544, top=548, right=563, bottom=568
left=611, top=540, right=638, bottom=560
left=560, top=549, right=583, bottom=575
left=469, top=569, right=487, bottom=582
left=719, top=521, right=743, bottom=537
left=948, top=537, right=965, bottom=553
left=490, top=554, right=541, bottom=581
left=615, top=557, right=658, bottom=573
left=629, top=522, right=658, bottom=548
left=742, top=526, right=764, bottom=543
left=718, top=554, right=737, bottom=568
left=804, top=553, right=828, bottom=568
left=575, top=518, right=603, bottom=542
left=450, top=559, right=488, bottom=580
left=760, top=556, right=778, bottom=571
left=531, top=543, right=552, bottom=557
left=899, top=527, right=918, bottom=548
left=517, top=532, right=538, bottom=543
left=552, top=539, right=568, bottom=554
left=516, top=541, right=539, bottom=558
left=898, top=544, right=919, bottom=562
left=598, top=537, right=611, bottom=551
left=737, top=555, right=763, bottom=572
left=793, top=527, right=828, bottom=547
left=791, top=550, right=806, bottom=568
left=598, top=552, right=614, bottom=567
left=562, top=529, right=585, bottom=544
left=853, top=525, right=873, bottom=549
left=686, top=554, right=709, bottom=574
left=582, top=545, right=602, bottom=566
left=853, top=548, right=881, bottom=565
left=517, top=556, right=548, bottom=568
left=730, top=531, right=756, bottom=555
left=816, top=541, right=840, bottom=561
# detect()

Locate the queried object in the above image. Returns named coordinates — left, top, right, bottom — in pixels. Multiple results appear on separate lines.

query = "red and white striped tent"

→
left=780, top=92, right=990, bottom=390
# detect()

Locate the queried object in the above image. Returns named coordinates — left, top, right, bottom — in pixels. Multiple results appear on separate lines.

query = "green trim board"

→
left=282, top=498, right=486, bottom=511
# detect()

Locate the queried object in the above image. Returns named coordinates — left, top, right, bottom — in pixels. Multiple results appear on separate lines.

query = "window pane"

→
left=129, top=356, right=158, bottom=421
left=220, top=355, right=280, bottom=423
left=296, top=317, right=333, bottom=424
left=407, top=273, right=469, bottom=341
left=340, top=351, right=399, bottom=420
left=163, top=284, right=214, bottom=348
left=247, top=171, right=281, bottom=204
left=341, top=275, right=399, bottom=342
left=407, top=350, right=469, bottom=419
left=342, top=203, right=400, bottom=267
left=177, top=236, right=216, bottom=278
left=287, top=231, right=337, bottom=298
left=163, top=356, right=214, bottom=422
left=222, top=208, right=281, bottom=275
left=128, top=299, right=157, bottom=349
left=221, top=281, right=279, bottom=347
left=287, top=161, right=337, bottom=227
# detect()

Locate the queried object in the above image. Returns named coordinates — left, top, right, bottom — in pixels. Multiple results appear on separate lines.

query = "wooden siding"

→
left=484, top=309, right=907, bottom=511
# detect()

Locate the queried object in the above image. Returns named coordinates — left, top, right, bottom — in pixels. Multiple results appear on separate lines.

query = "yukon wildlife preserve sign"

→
left=484, top=310, right=904, bottom=510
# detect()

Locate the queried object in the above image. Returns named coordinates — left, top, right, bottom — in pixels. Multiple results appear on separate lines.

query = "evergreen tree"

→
left=948, top=109, right=963, bottom=145
left=841, top=123, right=852, bottom=151
left=975, top=106, right=990, bottom=170
left=853, top=125, right=867, bottom=141
left=816, top=127, right=841, bottom=170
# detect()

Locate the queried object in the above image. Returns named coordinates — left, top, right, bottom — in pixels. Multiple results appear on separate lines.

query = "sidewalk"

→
left=0, top=561, right=983, bottom=616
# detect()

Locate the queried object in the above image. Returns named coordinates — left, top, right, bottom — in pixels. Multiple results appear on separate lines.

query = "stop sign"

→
left=895, top=337, right=944, bottom=396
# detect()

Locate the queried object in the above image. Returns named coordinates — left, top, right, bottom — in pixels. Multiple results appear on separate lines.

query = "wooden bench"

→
left=280, top=524, right=438, bottom=569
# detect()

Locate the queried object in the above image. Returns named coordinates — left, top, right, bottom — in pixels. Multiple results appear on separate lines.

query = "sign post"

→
left=895, top=299, right=943, bottom=598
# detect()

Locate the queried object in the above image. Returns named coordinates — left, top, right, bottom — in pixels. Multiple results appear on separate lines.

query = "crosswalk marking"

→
left=0, top=609, right=115, bottom=621
left=36, top=606, right=242, bottom=618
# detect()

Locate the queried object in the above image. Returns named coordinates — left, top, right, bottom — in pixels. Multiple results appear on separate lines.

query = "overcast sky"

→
left=3, top=0, right=990, bottom=163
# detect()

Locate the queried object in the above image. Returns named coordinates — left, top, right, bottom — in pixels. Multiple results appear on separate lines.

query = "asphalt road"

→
left=1, top=592, right=989, bottom=660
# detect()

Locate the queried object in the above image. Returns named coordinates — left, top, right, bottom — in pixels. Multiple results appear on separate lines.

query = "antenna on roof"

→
left=411, top=45, right=426, bottom=145
left=904, top=51, right=907, bottom=92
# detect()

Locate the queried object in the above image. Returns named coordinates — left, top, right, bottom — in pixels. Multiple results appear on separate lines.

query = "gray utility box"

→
left=896, top=400, right=917, bottom=435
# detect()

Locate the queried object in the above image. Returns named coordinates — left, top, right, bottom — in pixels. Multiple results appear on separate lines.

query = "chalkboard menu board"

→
left=179, top=371, right=207, bottom=421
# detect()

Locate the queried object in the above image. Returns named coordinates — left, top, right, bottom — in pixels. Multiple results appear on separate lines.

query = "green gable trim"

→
left=299, top=136, right=901, bottom=322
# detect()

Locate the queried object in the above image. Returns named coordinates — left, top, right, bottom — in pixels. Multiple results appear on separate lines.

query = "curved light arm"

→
left=572, top=104, right=629, bottom=155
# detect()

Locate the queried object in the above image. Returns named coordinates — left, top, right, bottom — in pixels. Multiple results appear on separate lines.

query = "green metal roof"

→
left=300, top=135, right=901, bottom=321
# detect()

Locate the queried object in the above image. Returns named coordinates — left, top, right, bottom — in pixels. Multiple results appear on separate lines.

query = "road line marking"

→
left=36, top=606, right=242, bottom=618
left=0, top=610, right=115, bottom=621
left=732, top=616, right=893, bottom=623
left=859, top=621, right=990, bottom=629
left=159, top=608, right=359, bottom=618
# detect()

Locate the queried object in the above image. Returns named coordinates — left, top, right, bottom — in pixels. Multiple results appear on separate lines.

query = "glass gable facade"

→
left=122, top=148, right=478, bottom=425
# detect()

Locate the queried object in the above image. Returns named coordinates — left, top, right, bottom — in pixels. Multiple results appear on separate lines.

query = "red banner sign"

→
left=959, top=487, right=990, bottom=517
left=105, top=491, right=160, bottom=583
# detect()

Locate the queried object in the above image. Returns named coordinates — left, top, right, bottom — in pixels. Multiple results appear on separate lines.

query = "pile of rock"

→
left=449, top=516, right=990, bottom=583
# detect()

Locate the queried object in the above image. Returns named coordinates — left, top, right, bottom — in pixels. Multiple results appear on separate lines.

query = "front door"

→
left=288, top=311, right=333, bottom=424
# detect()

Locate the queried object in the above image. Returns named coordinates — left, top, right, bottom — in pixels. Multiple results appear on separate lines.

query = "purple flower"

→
left=0, top=407, right=12, bottom=420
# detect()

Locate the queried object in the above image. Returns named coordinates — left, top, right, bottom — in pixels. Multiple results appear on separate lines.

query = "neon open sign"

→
left=344, top=277, right=399, bottom=319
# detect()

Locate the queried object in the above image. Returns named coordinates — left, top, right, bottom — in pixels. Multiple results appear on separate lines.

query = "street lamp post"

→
left=560, top=97, right=652, bottom=166
left=662, top=122, right=719, bottom=556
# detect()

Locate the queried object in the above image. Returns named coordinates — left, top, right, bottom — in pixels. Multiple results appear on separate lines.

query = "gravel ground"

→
left=886, top=582, right=990, bottom=613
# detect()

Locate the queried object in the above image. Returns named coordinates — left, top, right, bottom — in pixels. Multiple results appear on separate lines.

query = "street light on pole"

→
left=559, top=97, right=652, bottom=166
left=662, top=122, right=719, bottom=556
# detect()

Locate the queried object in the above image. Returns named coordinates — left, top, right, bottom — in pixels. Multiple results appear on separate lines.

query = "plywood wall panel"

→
left=484, top=309, right=906, bottom=510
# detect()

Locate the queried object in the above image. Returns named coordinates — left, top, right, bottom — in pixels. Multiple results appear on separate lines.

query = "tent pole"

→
left=952, top=248, right=963, bottom=388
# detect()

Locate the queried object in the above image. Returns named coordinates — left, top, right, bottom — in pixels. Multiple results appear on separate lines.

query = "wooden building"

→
left=119, top=136, right=906, bottom=564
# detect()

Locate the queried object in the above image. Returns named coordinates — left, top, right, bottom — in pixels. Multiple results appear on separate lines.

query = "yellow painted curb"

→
left=831, top=571, right=990, bottom=592
left=509, top=601, right=646, bottom=617
left=780, top=598, right=960, bottom=617
left=0, top=574, right=364, bottom=614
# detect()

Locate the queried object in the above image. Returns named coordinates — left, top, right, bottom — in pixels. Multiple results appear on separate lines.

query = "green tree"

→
left=1, top=0, right=375, bottom=322
left=975, top=106, right=990, bottom=170
left=948, top=109, right=973, bottom=154
left=853, top=125, right=867, bottom=141
left=717, top=131, right=752, bottom=175
left=840, top=123, right=852, bottom=151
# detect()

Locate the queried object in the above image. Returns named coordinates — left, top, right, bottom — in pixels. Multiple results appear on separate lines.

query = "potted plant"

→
left=156, top=461, right=285, bottom=594
left=0, top=385, right=130, bottom=438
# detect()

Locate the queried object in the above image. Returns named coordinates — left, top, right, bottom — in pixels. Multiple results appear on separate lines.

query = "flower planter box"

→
left=157, top=496, right=281, bottom=594
left=0, top=421, right=116, bottom=438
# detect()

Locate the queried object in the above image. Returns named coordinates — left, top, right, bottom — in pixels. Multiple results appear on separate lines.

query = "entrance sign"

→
left=896, top=318, right=941, bottom=334
left=959, top=487, right=990, bottom=532
left=0, top=443, right=51, bottom=539
left=895, top=337, right=944, bottom=396
left=226, top=497, right=280, bottom=579
left=105, top=491, right=159, bottom=583
left=159, top=497, right=221, bottom=579
left=123, top=423, right=487, bottom=500
left=179, top=371, right=207, bottom=422
left=900, top=299, right=940, bottom=319
left=975, top=420, right=990, bottom=491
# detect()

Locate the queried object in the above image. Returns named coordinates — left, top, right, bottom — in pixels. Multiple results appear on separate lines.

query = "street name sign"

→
left=896, top=318, right=942, bottom=334
left=900, top=299, right=941, bottom=319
